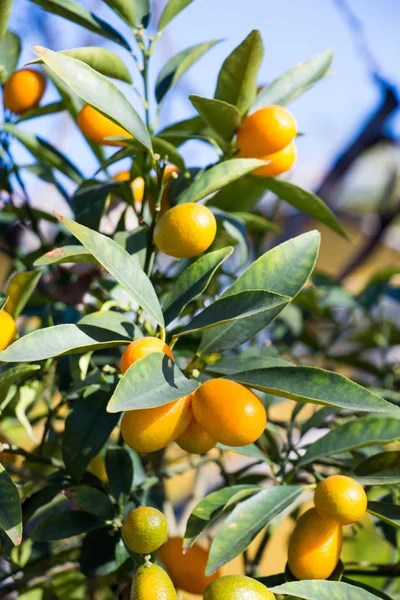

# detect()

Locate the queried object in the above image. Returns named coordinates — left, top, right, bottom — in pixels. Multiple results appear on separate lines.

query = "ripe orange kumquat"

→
left=237, top=105, right=297, bottom=157
left=0, top=311, right=17, bottom=351
left=314, top=475, right=368, bottom=525
left=3, top=69, right=46, bottom=114
left=77, top=104, right=131, bottom=146
left=131, top=563, right=177, bottom=600
left=112, top=171, right=145, bottom=205
left=120, top=337, right=174, bottom=374
left=176, top=416, right=217, bottom=454
left=253, top=141, right=297, bottom=178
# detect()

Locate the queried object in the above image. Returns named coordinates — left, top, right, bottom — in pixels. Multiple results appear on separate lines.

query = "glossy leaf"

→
left=206, top=486, right=301, bottom=574
left=4, top=270, right=42, bottom=319
left=0, top=364, right=40, bottom=392
left=271, top=580, right=382, bottom=600
left=156, top=41, right=220, bottom=103
left=215, top=30, right=263, bottom=115
left=106, top=446, right=133, bottom=505
left=263, top=178, right=348, bottom=239
left=65, top=486, right=114, bottom=519
left=81, top=525, right=119, bottom=578
left=253, top=49, right=333, bottom=111
left=31, top=511, right=104, bottom=541
left=206, top=355, right=291, bottom=375
left=0, top=311, right=134, bottom=362
left=107, top=352, right=199, bottom=413
left=63, top=390, right=120, bottom=481
left=162, top=247, right=233, bottom=324
left=158, top=0, right=194, bottom=31
left=102, top=0, right=135, bottom=26
left=232, top=211, right=281, bottom=234
left=355, top=451, right=400, bottom=476
left=71, top=180, right=120, bottom=230
left=340, top=578, right=393, bottom=600
left=0, top=463, right=22, bottom=545
left=34, top=47, right=152, bottom=151
left=151, top=136, right=186, bottom=170
left=208, top=173, right=272, bottom=213
left=217, top=443, right=268, bottom=461
left=190, top=95, right=241, bottom=141
left=56, top=214, right=163, bottom=326
left=157, top=115, right=207, bottom=145
left=368, top=501, right=400, bottom=529
left=355, top=468, right=400, bottom=486
left=34, top=245, right=97, bottom=267
left=16, top=101, right=65, bottom=123
left=177, top=158, right=265, bottom=204
left=30, top=0, right=130, bottom=50
left=0, top=0, right=12, bottom=41
left=0, top=30, right=20, bottom=84
left=4, top=123, right=84, bottom=183
left=299, top=416, right=400, bottom=467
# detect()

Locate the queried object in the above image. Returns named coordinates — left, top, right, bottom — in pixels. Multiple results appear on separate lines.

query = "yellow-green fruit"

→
left=288, top=508, right=343, bottom=580
left=314, top=475, right=368, bottom=525
left=122, top=507, right=168, bottom=555
left=131, top=563, right=177, bottom=600
left=204, top=575, right=275, bottom=599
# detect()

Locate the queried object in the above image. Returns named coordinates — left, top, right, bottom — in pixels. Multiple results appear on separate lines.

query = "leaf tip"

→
left=33, top=45, right=46, bottom=56
left=53, top=211, right=63, bottom=223
left=15, top=535, right=22, bottom=546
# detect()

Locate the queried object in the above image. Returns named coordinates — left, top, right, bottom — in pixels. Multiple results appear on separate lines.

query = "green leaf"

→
left=30, top=0, right=131, bottom=50
left=56, top=214, right=163, bottom=326
left=0, top=30, right=20, bottom=84
left=206, top=356, right=291, bottom=375
left=107, top=352, right=199, bottom=413
left=177, top=290, right=289, bottom=338
left=0, top=311, right=134, bottom=362
left=102, top=0, right=135, bottom=26
left=228, top=366, right=397, bottom=415
left=298, top=416, right=400, bottom=467
left=0, top=463, right=22, bottom=545
left=16, top=101, right=65, bottom=123
left=232, top=212, right=281, bottom=234
left=162, top=247, right=233, bottom=324
left=271, top=580, right=382, bottom=600
left=0, top=364, right=40, bottom=391
left=157, top=115, right=207, bottom=146
left=177, top=158, right=265, bottom=204
left=71, top=180, right=120, bottom=230
left=368, top=501, right=400, bottom=529
left=158, top=0, right=194, bottom=31
left=200, top=231, right=320, bottom=353
left=106, top=446, right=133, bottom=505
left=354, top=451, right=400, bottom=476
left=4, top=123, right=84, bottom=184
left=65, top=485, right=114, bottom=519
left=184, top=485, right=261, bottom=549
left=0, top=0, right=12, bottom=42
left=215, top=30, right=263, bottom=115
left=207, top=174, right=271, bottom=213
left=63, top=390, right=120, bottom=481
left=31, top=511, right=104, bottom=541
left=4, top=270, right=42, bottom=318
left=217, top=443, right=268, bottom=461
left=34, top=245, right=97, bottom=267
left=253, top=49, right=333, bottom=111
left=340, top=578, right=393, bottom=600
left=0, top=293, right=8, bottom=310
left=262, top=178, right=348, bottom=239
left=206, top=486, right=302, bottom=575
left=151, top=136, right=185, bottom=170
left=156, top=41, right=220, bottom=104
left=189, top=95, right=241, bottom=142
left=354, top=468, right=400, bottom=486
left=34, top=46, right=152, bottom=152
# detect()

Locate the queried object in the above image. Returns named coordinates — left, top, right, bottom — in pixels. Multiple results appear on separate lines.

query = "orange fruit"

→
left=176, top=416, right=217, bottom=454
left=237, top=105, right=297, bottom=157
left=121, top=395, right=193, bottom=454
left=204, top=575, right=275, bottom=599
left=253, top=141, right=297, bottom=178
left=0, top=311, right=17, bottom=351
left=191, top=379, right=266, bottom=447
left=88, top=453, right=108, bottom=483
left=154, top=203, right=217, bottom=259
left=120, top=337, right=174, bottom=375
left=314, top=475, right=368, bottom=525
left=288, top=508, right=343, bottom=580
left=3, top=69, right=46, bottom=114
left=158, top=537, right=221, bottom=595
left=122, top=507, right=168, bottom=555
left=132, top=563, right=177, bottom=600
left=77, top=104, right=131, bottom=146
left=112, top=171, right=145, bottom=205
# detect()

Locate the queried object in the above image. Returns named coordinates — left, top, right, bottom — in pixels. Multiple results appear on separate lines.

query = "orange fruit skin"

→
left=120, top=337, right=174, bottom=374
left=253, top=141, right=297, bottom=178
left=154, top=203, right=217, bottom=259
left=191, top=379, right=267, bottom=447
left=112, top=171, right=145, bottom=205
left=149, top=165, right=180, bottom=216
left=0, top=311, right=17, bottom=351
left=3, top=69, right=46, bottom=114
left=121, top=395, right=193, bottom=454
left=288, top=508, right=343, bottom=580
left=237, top=105, right=297, bottom=158
left=121, top=506, right=168, bottom=554
left=158, top=537, right=221, bottom=595
left=314, top=475, right=368, bottom=525
left=176, top=416, right=217, bottom=454
left=77, top=104, right=131, bottom=146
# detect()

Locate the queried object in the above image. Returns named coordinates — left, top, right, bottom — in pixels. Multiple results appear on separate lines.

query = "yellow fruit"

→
left=288, top=508, right=343, bottom=580
left=120, top=337, right=174, bottom=375
left=158, top=537, right=221, bottom=595
left=314, top=475, right=368, bottom=525
left=121, top=395, right=193, bottom=453
left=88, top=453, right=108, bottom=483
left=253, top=142, right=297, bottom=178
left=122, top=507, right=168, bottom=555
left=77, top=104, right=131, bottom=146
left=131, top=563, right=177, bottom=600
left=176, top=417, right=217, bottom=454
left=154, top=203, right=217, bottom=259
left=237, top=105, right=297, bottom=157
left=112, top=171, right=145, bottom=205
left=3, top=69, right=46, bottom=114
left=0, top=311, right=17, bottom=351
left=191, top=379, right=267, bottom=447
left=204, top=575, right=275, bottom=599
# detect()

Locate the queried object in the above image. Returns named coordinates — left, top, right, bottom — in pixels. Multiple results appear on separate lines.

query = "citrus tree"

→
left=0, top=1, right=399, bottom=599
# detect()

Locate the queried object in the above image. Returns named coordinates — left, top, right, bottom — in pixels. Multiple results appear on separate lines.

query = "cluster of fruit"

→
left=287, top=475, right=368, bottom=580
left=120, top=337, right=267, bottom=454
